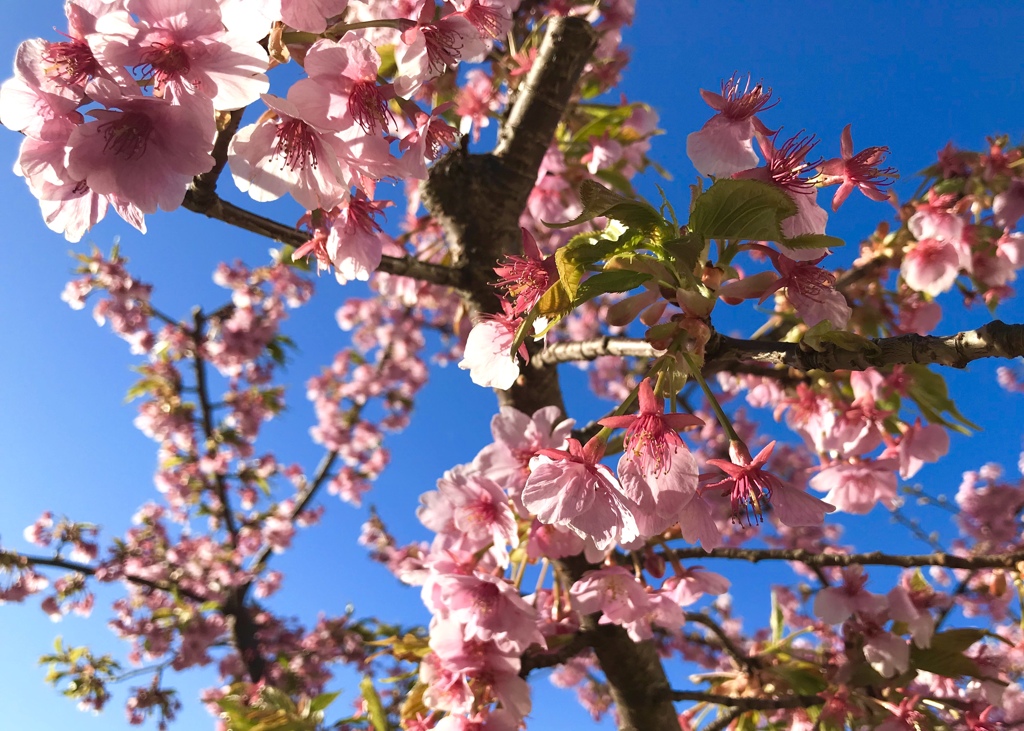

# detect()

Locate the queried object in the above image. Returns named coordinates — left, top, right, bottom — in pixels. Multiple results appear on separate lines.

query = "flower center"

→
left=99, top=112, right=154, bottom=161
left=422, top=25, right=462, bottom=76
left=273, top=119, right=319, bottom=171
left=720, top=74, right=777, bottom=121
left=767, top=133, right=820, bottom=192
left=463, top=1, right=508, bottom=38
left=136, top=42, right=193, bottom=90
left=43, top=39, right=100, bottom=86
left=348, top=80, right=393, bottom=135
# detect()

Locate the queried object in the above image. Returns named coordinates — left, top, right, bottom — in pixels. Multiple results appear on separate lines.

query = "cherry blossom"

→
left=89, top=0, right=270, bottom=111
left=228, top=92, right=349, bottom=211
left=703, top=440, right=834, bottom=527
left=735, top=131, right=828, bottom=243
left=820, top=124, right=896, bottom=211
left=65, top=79, right=215, bottom=214
left=686, top=74, right=776, bottom=177
left=521, top=436, right=638, bottom=550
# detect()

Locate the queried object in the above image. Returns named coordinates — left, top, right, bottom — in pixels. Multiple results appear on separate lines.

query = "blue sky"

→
left=1, top=2, right=1024, bottom=729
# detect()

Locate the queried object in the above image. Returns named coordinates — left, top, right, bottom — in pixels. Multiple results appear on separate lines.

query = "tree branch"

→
left=663, top=545, right=1024, bottom=570
left=192, top=310, right=240, bottom=546
left=533, top=321, right=1024, bottom=372
left=2, top=551, right=205, bottom=603
left=243, top=449, right=338, bottom=590
left=520, top=631, right=593, bottom=676
left=683, top=612, right=759, bottom=671
left=668, top=690, right=821, bottom=711
left=182, top=194, right=467, bottom=288
left=421, top=15, right=685, bottom=731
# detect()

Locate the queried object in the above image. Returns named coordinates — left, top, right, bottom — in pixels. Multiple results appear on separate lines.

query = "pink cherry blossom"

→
left=599, top=378, right=705, bottom=475
left=279, top=0, right=351, bottom=33
left=735, top=131, right=828, bottom=244
left=228, top=93, right=348, bottom=211
left=521, top=436, right=638, bottom=550
left=326, top=192, right=391, bottom=284
left=863, top=628, right=910, bottom=678
left=472, top=405, right=573, bottom=493
left=570, top=566, right=653, bottom=641
left=290, top=38, right=392, bottom=134
left=820, top=124, right=896, bottom=211
left=90, top=0, right=270, bottom=111
left=493, top=228, right=558, bottom=315
left=813, top=567, right=887, bottom=624
left=809, top=459, right=900, bottom=515
left=427, top=620, right=531, bottom=719
left=677, top=492, right=723, bottom=551
left=397, top=104, right=460, bottom=180
left=431, top=572, right=544, bottom=652
left=455, top=68, right=505, bottom=142
left=994, top=179, right=1024, bottom=229
left=0, top=40, right=83, bottom=140
left=888, top=420, right=950, bottom=479
left=909, top=200, right=966, bottom=245
left=449, top=0, right=518, bottom=40
left=616, top=443, right=700, bottom=539
left=65, top=79, right=215, bottom=214
left=394, top=5, right=485, bottom=98
left=437, top=469, right=519, bottom=567
left=458, top=307, right=526, bottom=390
left=754, top=246, right=851, bottom=328
left=703, top=440, right=834, bottom=527
left=901, top=237, right=961, bottom=297
left=686, top=74, right=776, bottom=177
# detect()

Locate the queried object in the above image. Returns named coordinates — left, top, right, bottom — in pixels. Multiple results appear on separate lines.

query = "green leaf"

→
left=544, top=180, right=667, bottom=234
left=905, top=364, right=981, bottom=434
left=930, top=628, right=987, bottom=653
left=571, top=105, right=636, bottom=145
left=309, top=691, right=339, bottom=714
left=359, top=676, right=388, bottom=731
left=572, top=270, right=651, bottom=305
left=278, top=244, right=311, bottom=271
left=561, top=233, right=628, bottom=267
left=909, top=629, right=986, bottom=680
left=783, top=233, right=846, bottom=250
left=689, top=179, right=797, bottom=242
left=662, top=231, right=706, bottom=273
left=910, top=629, right=986, bottom=679
left=553, top=246, right=584, bottom=301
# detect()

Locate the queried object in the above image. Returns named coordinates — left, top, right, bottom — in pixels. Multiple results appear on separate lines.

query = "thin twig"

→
left=669, top=689, right=821, bottom=710
left=683, top=612, right=759, bottom=671
left=2, top=551, right=205, bottom=603
left=191, top=309, right=239, bottom=546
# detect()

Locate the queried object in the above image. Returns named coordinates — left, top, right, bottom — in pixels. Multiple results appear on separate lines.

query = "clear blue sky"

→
left=2, top=2, right=1024, bottom=729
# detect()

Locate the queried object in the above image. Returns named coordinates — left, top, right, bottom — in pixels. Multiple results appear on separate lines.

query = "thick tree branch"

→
left=533, top=320, right=1024, bottom=372
left=664, top=545, right=1024, bottom=570
left=182, top=195, right=467, bottom=288
left=421, top=15, right=682, bottom=731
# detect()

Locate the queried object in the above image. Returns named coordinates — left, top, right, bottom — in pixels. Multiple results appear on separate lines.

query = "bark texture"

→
left=419, top=16, right=683, bottom=731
